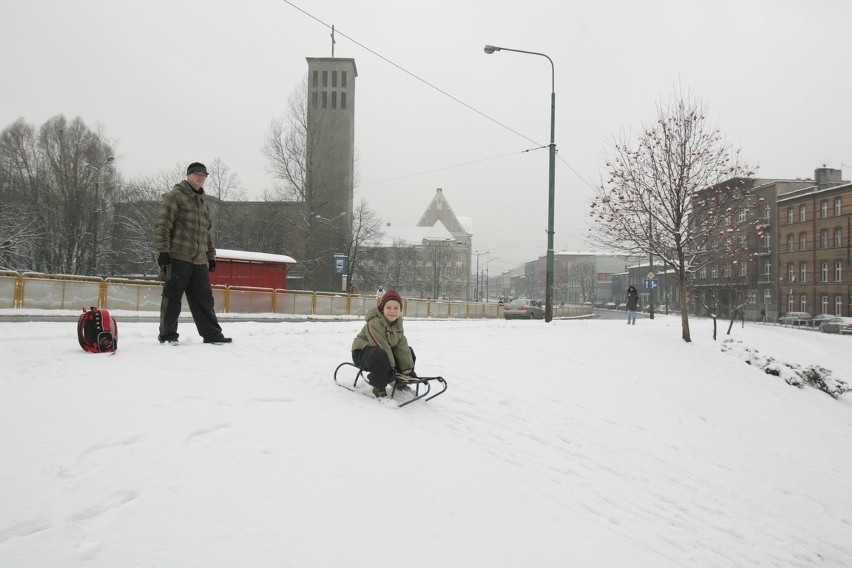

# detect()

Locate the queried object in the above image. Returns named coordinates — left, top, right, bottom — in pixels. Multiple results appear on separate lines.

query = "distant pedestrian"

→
left=154, top=162, right=231, bottom=345
left=626, top=285, right=639, bottom=325
left=376, top=285, right=384, bottom=298
left=760, top=308, right=766, bottom=323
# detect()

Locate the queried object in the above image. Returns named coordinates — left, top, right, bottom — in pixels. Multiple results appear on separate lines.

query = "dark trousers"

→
left=352, top=347, right=393, bottom=388
left=158, top=259, right=222, bottom=342
left=352, top=347, right=416, bottom=388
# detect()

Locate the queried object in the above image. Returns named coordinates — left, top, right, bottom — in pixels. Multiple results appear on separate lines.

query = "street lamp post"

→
left=474, top=250, right=489, bottom=301
left=315, top=212, right=347, bottom=291
left=484, top=44, right=556, bottom=322
left=484, top=256, right=501, bottom=302
left=85, top=155, right=114, bottom=275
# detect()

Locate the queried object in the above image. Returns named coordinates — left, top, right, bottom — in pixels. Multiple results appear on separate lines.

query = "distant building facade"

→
left=356, top=188, right=473, bottom=300
left=777, top=176, right=851, bottom=317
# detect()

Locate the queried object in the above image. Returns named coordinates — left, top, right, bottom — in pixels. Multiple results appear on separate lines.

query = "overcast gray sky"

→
left=2, top=0, right=850, bottom=271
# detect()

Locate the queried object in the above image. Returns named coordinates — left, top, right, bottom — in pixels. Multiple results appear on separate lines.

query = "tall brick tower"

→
left=305, top=57, right=357, bottom=291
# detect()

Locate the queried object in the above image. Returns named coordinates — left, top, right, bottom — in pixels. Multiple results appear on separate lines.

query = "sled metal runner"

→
left=334, top=362, right=447, bottom=408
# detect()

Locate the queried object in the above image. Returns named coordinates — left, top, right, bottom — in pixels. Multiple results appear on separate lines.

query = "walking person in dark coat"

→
left=626, top=285, right=639, bottom=325
left=154, top=162, right=231, bottom=345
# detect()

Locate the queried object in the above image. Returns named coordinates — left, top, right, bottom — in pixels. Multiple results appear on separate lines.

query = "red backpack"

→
left=77, top=307, right=118, bottom=353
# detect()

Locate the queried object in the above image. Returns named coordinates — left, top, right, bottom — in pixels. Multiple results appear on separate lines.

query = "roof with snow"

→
left=216, top=249, right=297, bottom=265
left=369, top=220, right=456, bottom=247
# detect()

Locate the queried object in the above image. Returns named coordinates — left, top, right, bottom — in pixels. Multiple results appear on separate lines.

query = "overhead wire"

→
left=279, top=0, right=599, bottom=192
left=356, top=151, right=527, bottom=188
left=280, top=0, right=537, bottom=146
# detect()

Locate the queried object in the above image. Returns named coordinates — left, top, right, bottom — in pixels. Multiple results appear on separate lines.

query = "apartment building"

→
left=777, top=176, right=851, bottom=317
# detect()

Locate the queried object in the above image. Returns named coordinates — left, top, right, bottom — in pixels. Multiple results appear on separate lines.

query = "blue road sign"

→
left=644, top=279, right=658, bottom=290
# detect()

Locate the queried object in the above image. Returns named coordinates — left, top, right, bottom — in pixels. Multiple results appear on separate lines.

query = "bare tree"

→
left=345, top=199, right=384, bottom=292
left=263, top=77, right=356, bottom=290
left=0, top=115, right=114, bottom=275
left=204, top=157, right=245, bottom=248
left=0, top=202, right=37, bottom=270
left=384, top=241, right=418, bottom=293
left=112, top=167, right=183, bottom=276
left=263, top=78, right=322, bottom=287
left=567, top=261, right=596, bottom=302
left=590, top=89, right=756, bottom=342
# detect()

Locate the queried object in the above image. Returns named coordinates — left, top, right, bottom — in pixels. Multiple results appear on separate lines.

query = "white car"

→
left=779, top=312, right=811, bottom=326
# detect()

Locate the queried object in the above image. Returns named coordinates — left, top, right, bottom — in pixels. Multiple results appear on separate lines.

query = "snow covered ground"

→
left=1, top=313, right=851, bottom=567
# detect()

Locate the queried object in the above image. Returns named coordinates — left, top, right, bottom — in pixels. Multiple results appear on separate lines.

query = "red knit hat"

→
left=378, top=290, right=403, bottom=311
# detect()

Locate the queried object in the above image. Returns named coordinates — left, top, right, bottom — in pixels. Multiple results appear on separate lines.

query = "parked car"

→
left=810, top=314, right=838, bottom=327
left=603, top=302, right=617, bottom=309
left=616, top=303, right=627, bottom=311
left=503, top=298, right=545, bottom=320
left=818, top=316, right=851, bottom=334
left=778, top=312, right=811, bottom=326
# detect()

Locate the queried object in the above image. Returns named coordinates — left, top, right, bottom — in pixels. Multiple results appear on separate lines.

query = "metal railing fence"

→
left=0, top=270, right=592, bottom=319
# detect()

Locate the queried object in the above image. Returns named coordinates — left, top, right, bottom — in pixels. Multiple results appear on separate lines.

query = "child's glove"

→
left=399, top=369, right=417, bottom=378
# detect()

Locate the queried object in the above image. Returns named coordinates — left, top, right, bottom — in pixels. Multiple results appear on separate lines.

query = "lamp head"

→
left=484, top=45, right=501, bottom=54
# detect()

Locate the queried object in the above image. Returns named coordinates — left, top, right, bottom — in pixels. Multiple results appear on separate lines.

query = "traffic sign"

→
left=644, top=279, right=658, bottom=290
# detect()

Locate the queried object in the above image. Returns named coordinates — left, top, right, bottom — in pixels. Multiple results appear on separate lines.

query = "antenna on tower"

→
left=330, top=25, right=336, bottom=57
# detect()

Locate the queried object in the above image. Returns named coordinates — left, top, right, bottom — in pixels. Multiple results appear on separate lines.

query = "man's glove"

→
left=208, top=259, right=216, bottom=272
left=157, top=252, right=170, bottom=268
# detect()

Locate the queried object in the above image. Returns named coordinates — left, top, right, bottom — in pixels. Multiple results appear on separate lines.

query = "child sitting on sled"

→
left=351, top=289, right=416, bottom=398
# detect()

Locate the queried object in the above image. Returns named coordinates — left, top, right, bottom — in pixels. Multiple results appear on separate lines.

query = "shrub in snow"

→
left=720, top=339, right=850, bottom=399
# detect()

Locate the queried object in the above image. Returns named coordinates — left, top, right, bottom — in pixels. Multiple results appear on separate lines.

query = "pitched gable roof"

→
left=417, top=188, right=469, bottom=238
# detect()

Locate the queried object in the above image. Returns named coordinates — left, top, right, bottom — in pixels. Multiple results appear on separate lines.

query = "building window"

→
left=724, top=264, right=732, bottom=278
left=787, top=263, right=794, bottom=283
left=787, top=207, right=794, bottom=224
left=312, top=70, right=318, bottom=87
left=820, top=229, right=829, bottom=249
left=821, top=296, right=828, bottom=314
left=799, top=205, right=806, bottom=222
left=738, top=209, right=747, bottom=222
left=311, top=91, right=317, bottom=108
left=799, top=233, right=807, bottom=251
left=800, top=263, right=807, bottom=283
left=698, top=267, right=707, bottom=279
left=836, top=296, right=843, bottom=316
left=800, top=295, right=807, bottom=312
left=787, top=234, right=794, bottom=252
left=836, top=261, right=843, bottom=282
left=835, top=228, right=843, bottom=248
left=341, top=92, right=347, bottom=109
left=764, top=260, right=771, bottom=276
left=711, top=265, right=718, bottom=278
left=748, top=289, right=757, bottom=303
left=835, top=197, right=842, bottom=216
left=820, top=201, right=828, bottom=218
left=331, top=91, right=337, bottom=109
left=341, top=71, right=347, bottom=88
left=787, top=295, right=794, bottom=313
left=321, top=91, right=327, bottom=108
left=763, top=289, right=771, bottom=305
left=740, top=262, right=748, bottom=277
left=821, top=262, right=829, bottom=282
left=764, top=205, right=770, bottom=220
left=332, top=71, right=337, bottom=87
